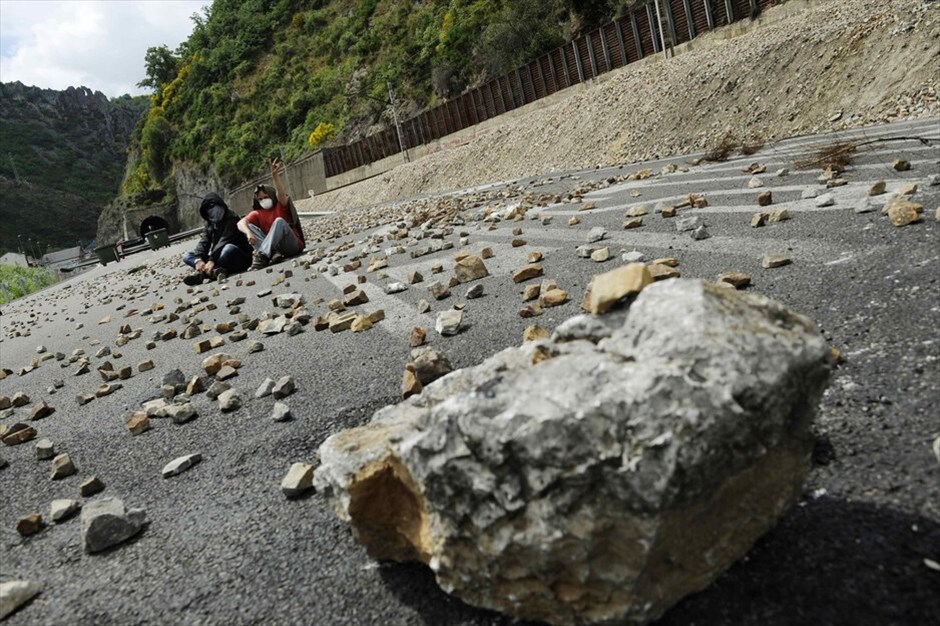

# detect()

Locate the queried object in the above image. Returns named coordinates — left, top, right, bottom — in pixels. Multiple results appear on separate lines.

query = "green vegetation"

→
left=128, top=0, right=633, bottom=192
left=0, top=264, right=58, bottom=304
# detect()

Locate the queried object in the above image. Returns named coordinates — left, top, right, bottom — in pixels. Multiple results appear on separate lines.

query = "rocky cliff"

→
left=0, top=82, right=146, bottom=253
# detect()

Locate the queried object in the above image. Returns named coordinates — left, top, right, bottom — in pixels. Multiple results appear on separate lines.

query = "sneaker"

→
left=270, top=252, right=285, bottom=265
left=250, top=252, right=270, bottom=271
left=213, top=268, right=229, bottom=282
left=182, top=273, right=204, bottom=286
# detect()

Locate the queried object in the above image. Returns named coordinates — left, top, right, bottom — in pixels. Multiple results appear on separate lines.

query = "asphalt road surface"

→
left=2, top=118, right=939, bottom=625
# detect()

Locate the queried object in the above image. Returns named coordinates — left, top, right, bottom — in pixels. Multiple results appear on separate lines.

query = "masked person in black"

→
left=181, top=193, right=253, bottom=285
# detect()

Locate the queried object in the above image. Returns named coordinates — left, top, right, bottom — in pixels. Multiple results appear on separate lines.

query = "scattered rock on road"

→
left=162, top=454, right=202, bottom=478
left=50, top=498, right=80, bottom=522
left=81, top=497, right=146, bottom=553
left=281, top=462, right=315, bottom=497
left=272, top=376, right=296, bottom=399
left=435, top=310, right=463, bottom=336
left=16, top=513, right=43, bottom=537
left=218, top=389, right=242, bottom=412
left=79, top=476, right=105, bottom=497
left=762, top=254, right=792, bottom=269
left=50, top=453, right=76, bottom=479
left=36, top=438, right=55, bottom=460
left=0, top=580, right=42, bottom=620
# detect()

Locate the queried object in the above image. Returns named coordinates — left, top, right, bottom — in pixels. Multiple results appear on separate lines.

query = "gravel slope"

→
left=297, top=0, right=939, bottom=216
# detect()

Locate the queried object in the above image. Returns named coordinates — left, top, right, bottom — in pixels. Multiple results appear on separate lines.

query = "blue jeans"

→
left=182, top=244, right=252, bottom=273
left=247, top=218, right=302, bottom=258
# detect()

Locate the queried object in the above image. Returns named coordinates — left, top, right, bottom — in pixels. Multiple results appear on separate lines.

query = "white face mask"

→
left=259, top=198, right=274, bottom=210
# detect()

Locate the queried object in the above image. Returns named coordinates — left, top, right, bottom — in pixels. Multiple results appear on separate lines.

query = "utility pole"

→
left=653, top=0, right=670, bottom=60
left=387, top=81, right=409, bottom=163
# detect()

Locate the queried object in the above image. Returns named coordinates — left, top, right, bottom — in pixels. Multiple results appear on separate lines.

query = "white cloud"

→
left=0, top=0, right=210, bottom=97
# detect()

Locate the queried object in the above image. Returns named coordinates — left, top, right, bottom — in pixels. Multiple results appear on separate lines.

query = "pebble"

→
left=409, top=327, right=427, bottom=348
left=868, top=181, right=886, bottom=196
left=206, top=381, right=230, bottom=400
left=800, top=188, right=819, bottom=199
left=622, top=250, right=646, bottom=263
left=815, top=193, right=835, bottom=207
left=512, top=264, right=544, bottom=283
left=255, top=378, right=275, bottom=399
left=162, top=454, right=202, bottom=478
left=0, top=580, right=42, bottom=620
left=247, top=341, right=264, bottom=353
left=854, top=197, right=877, bottom=214
left=79, top=475, right=106, bottom=497
left=590, top=248, right=611, bottom=262
left=762, top=254, right=792, bottom=269
left=165, top=404, right=198, bottom=424
left=271, top=402, right=292, bottom=422
left=281, top=462, right=315, bottom=497
left=402, top=365, right=423, bottom=399
left=218, top=389, right=242, bottom=412
left=587, top=227, right=607, bottom=243
left=676, top=216, right=702, bottom=232
left=50, top=453, right=76, bottom=479
left=886, top=199, right=923, bottom=226
left=126, top=413, right=151, bottom=435
left=465, top=283, right=485, bottom=299
left=16, top=513, right=43, bottom=536
left=35, top=438, right=55, bottom=460
left=691, top=225, right=710, bottom=240
left=522, top=325, right=550, bottom=342
left=2, top=424, right=37, bottom=446
left=718, top=272, right=751, bottom=289
left=747, top=176, right=764, bottom=189
left=436, top=310, right=464, bottom=336
left=50, top=499, right=80, bottom=522
left=272, top=376, right=296, bottom=399
left=81, top=497, right=146, bottom=553
left=588, top=263, right=652, bottom=314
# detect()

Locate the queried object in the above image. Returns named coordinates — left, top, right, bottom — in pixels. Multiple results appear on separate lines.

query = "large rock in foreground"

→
left=315, top=280, right=831, bottom=625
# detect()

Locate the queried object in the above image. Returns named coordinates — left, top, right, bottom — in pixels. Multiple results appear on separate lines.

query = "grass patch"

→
left=0, top=264, right=58, bottom=304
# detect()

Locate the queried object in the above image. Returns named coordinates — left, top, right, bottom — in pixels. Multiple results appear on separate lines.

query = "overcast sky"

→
left=0, top=0, right=211, bottom=98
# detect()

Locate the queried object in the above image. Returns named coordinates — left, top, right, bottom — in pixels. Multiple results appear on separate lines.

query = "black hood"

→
left=199, top=193, right=229, bottom=221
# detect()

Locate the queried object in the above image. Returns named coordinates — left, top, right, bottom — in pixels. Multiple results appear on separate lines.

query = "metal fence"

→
left=321, top=0, right=778, bottom=178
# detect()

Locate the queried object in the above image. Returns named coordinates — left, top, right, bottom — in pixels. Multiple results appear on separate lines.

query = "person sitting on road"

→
left=237, top=158, right=306, bottom=270
left=181, top=193, right=253, bottom=285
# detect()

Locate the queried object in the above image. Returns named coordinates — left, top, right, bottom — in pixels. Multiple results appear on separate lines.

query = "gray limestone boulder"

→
left=314, top=279, right=831, bottom=626
left=81, top=497, right=146, bottom=553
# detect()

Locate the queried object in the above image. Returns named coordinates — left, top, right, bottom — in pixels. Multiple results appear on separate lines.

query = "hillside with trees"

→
left=125, top=0, right=631, bottom=196
left=0, top=82, right=147, bottom=253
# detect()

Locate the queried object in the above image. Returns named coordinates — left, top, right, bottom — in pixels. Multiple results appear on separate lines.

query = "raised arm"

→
left=270, top=158, right=289, bottom=207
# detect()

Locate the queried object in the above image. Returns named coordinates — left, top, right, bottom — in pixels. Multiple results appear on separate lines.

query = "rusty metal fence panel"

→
left=319, top=0, right=777, bottom=178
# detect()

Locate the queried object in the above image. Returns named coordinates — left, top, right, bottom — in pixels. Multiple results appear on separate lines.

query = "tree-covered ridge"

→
left=130, top=0, right=631, bottom=191
left=0, top=82, right=148, bottom=205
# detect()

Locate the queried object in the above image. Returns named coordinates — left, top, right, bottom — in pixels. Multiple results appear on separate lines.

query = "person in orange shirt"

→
left=237, top=158, right=306, bottom=270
